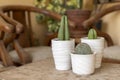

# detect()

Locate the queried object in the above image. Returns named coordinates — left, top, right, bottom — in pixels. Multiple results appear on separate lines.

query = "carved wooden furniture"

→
left=0, top=5, right=75, bottom=47
left=0, top=12, right=26, bottom=66
left=0, top=5, right=75, bottom=65
left=83, top=4, right=120, bottom=63
left=0, top=5, right=60, bottom=47
left=0, top=4, right=118, bottom=66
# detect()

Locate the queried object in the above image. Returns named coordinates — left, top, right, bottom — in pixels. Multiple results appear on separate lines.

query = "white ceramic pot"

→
left=71, top=53, right=95, bottom=75
left=81, top=37, right=105, bottom=68
left=51, top=38, right=75, bottom=70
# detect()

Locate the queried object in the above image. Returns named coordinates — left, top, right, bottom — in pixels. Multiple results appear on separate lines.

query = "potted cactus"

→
left=51, top=15, right=75, bottom=70
left=81, top=28, right=105, bottom=68
left=71, top=43, right=95, bottom=75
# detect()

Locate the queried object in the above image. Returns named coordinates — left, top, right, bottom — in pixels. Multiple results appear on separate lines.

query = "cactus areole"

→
left=88, top=28, right=97, bottom=39
left=74, top=43, right=93, bottom=55
left=58, top=15, right=70, bottom=40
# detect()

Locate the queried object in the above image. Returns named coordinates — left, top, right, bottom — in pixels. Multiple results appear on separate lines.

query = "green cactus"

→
left=74, top=43, right=93, bottom=55
left=76, top=0, right=83, bottom=9
left=58, top=15, right=70, bottom=40
left=88, top=28, right=97, bottom=39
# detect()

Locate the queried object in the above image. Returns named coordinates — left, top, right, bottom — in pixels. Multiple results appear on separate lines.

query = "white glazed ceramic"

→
left=51, top=38, right=75, bottom=70
left=81, top=37, right=105, bottom=68
left=71, top=53, right=95, bottom=75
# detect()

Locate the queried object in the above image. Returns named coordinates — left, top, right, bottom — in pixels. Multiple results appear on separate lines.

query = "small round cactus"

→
left=74, top=43, right=93, bottom=55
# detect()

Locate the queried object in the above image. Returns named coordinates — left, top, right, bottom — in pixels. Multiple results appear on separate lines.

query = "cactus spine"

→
left=58, top=15, right=70, bottom=40
left=76, top=0, right=83, bottom=9
left=88, top=28, right=97, bottom=39
left=75, top=43, right=93, bottom=55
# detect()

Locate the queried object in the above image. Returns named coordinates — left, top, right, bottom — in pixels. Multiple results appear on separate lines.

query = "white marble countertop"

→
left=0, top=57, right=120, bottom=80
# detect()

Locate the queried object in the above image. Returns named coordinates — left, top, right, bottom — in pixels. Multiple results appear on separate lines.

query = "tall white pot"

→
left=81, top=37, right=105, bottom=68
left=51, top=38, right=75, bottom=70
left=71, top=53, right=95, bottom=75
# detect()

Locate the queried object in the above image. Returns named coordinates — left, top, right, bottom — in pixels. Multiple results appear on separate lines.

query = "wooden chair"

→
left=0, top=5, right=75, bottom=47
left=0, top=5, right=118, bottom=65
left=0, top=5, right=75, bottom=65
left=0, top=12, right=26, bottom=66
left=83, top=4, right=120, bottom=63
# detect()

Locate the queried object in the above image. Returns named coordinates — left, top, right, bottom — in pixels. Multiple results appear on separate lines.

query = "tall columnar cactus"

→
left=88, top=28, right=97, bottom=39
left=75, top=43, right=93, bottom=55
left=76, top=0, right=83, bottom=9
left=58, top=15, right=70, bottom=40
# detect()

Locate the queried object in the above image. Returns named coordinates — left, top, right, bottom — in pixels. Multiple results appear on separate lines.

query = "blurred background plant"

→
left=34, top=0, right=82, bottom=33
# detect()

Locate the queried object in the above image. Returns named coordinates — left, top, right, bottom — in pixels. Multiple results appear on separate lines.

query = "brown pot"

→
left=66, top=9, right=91, bottom=38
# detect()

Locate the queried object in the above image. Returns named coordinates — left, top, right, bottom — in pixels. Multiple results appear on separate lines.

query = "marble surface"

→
left=0, top=57, right=120, bottom=80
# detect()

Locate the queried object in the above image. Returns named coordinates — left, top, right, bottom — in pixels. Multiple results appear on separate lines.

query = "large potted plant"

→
left=66, top=0, right=91, bottom=38
left=81, top=28, right=105, bottom=68
left=51, top=15, right=75, bottom=70
left=71, top=43, right=95, bottom=75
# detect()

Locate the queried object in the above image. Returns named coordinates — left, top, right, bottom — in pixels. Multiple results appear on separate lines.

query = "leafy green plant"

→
left=58, top=15, right=70, bottom=40
left=74, top=43, right=93, bottom=55
left=34, top=0, right=84, bottom=33
left=88, top=28, right=97, bottom=39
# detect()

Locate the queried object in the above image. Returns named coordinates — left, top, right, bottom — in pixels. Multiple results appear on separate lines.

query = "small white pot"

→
left=71, top=53, right=95, bottom=75
left=51, top=38, right=75, bottom=70
left=81, top=37, right=105, bottom=68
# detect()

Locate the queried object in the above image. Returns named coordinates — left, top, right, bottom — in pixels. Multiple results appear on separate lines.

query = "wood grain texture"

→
left=0, top=12, right=25, bottom=66
left=0, top=5, right=75, bottom=47
left=82, top=5, right=120, bottom=46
